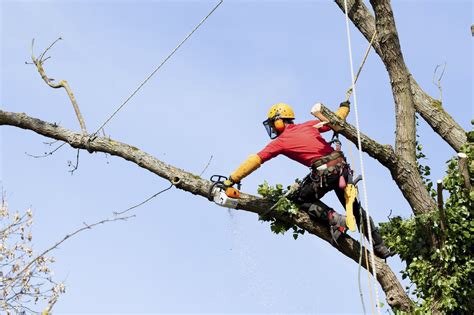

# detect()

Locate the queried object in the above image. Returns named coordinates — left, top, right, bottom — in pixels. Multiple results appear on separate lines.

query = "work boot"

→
left=371, top=228, right=394, bottom=259
left=373, top=244, right=393, bottom=259
left=328, top=210, right=347, bottom=245
left=355, top=208, right=395, bottom=259
left=306, top=203, right=330, bottom=220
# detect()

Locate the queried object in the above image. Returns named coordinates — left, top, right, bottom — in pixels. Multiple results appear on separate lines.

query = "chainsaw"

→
left=208, top=175, right=241, bottom=209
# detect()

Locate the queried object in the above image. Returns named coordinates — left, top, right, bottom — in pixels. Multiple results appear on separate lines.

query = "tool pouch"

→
left=338, top=173, right=347, bottom=189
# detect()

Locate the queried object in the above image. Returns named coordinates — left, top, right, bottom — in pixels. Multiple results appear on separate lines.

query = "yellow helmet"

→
left=263, top=103, right=295, bottom=139
left=267, top=103, right=295, bottom=120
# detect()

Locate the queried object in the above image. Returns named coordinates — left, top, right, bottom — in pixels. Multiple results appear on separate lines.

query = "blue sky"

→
left=1, top=0, right=472, bottom=313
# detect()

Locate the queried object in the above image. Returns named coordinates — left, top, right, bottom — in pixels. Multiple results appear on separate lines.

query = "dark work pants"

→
left=295, top=165, right=382, bottom=245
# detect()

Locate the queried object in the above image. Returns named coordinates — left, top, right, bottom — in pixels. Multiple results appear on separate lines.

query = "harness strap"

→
left=330, top=132, right=342, bottom=151
left=311, top=151, right=344, bottom=169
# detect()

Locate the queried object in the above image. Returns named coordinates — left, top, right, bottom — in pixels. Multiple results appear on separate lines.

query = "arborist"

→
left=225, top=102, right=392, bottom=259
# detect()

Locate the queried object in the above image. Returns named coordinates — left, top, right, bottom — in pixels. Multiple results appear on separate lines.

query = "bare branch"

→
left=432, top=63, right=447, bottom=102
left=67, top=149, right=80, bottom=174
left=25, top=142, right=66, bottom=158
left=113, top=184, right=173, bottom=216
left=199, top=155, right=213, bottom=177
left=43, top=139, right=60, bottom=146
left=38, top=37, right=62, bottom=62
left=31, top=39, right=87, bottom=135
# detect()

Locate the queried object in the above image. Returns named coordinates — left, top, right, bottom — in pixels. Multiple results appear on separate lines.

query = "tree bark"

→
left=334, top=0, right=467, bottom=152
left=369, top=0, right=417, bottom=164
left=458, top=153, right=472, bottom=191
left=0, top=109, right=414, bottom=312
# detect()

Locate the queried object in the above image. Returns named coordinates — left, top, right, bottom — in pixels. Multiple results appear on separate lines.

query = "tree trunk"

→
left=369, top=0, right=417, bottom=164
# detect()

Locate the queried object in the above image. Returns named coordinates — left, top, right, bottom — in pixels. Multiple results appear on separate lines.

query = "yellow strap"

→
left=230, top=154, right=262, bottom=183
left=344, top=184, right=357, bottom=232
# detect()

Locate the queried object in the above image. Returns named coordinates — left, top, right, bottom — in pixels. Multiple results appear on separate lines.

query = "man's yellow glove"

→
left=223, top=179, right=234, bottom=187
left=335, top=101, right=350, bottom=120
left=230, top=154, right=262, bottom=183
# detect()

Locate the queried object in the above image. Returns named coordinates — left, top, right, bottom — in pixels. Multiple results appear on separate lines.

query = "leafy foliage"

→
left=380, top=142, right=474, bottom=313
left=257, top=181, right=305, bottom=239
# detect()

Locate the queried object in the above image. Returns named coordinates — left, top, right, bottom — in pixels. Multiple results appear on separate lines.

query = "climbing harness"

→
left=342, top=0, right=381, bottom=313
left=92, top=0, right=224, bottom=137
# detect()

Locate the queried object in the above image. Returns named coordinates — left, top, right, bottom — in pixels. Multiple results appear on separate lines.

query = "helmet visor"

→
left=263, top=119, right=278, bottom=139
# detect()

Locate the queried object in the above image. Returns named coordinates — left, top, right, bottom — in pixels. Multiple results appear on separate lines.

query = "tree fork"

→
left=334, top=0, right=467, bottom=152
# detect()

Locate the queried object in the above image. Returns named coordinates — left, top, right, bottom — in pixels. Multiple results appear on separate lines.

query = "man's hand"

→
left=336, top=100, right=350, bottom=120
left=311, top=102, right=323, bottom=115
left=224, top=177, right=235, bottom=187
left=225, top=176, right=242, bottom=190
left=313, top=121, right=329, bottom=129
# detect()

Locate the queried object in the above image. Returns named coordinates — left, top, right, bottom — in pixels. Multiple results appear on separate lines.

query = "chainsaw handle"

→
left=210, top=174, right=242, bottom=190
left=210, top=174, right=227, bottom=183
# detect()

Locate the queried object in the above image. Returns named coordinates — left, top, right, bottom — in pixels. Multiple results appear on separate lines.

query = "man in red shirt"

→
left=227, top=102, right=392, bottom=259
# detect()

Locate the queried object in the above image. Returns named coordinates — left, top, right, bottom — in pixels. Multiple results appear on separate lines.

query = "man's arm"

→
left=229, top=140, right=283, bottom=183
left=230, top=154, right=262, bottom=183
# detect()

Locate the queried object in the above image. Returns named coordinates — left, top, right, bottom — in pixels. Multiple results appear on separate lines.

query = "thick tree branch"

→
left=369, top=0, right=417, bottom=164
left=334, top=0, right=467, bottom=152
left=320, top=106, right=396, bottom=167
left=0, top=109, right=413, bottom=311
left=320, top=106, right=437, bottom=216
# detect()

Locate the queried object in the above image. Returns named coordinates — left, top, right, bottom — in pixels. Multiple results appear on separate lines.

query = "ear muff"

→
left=274, top=119, right=285, bottom=132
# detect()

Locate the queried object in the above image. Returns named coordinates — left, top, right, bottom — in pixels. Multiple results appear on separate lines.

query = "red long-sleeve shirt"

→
left=257, top=120, right=334, bottom=167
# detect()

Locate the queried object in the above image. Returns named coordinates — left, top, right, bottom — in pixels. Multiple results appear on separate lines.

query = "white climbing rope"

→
left=342, top=0, right=382, bottom=314
left=344, top=32, right=378, bottom=315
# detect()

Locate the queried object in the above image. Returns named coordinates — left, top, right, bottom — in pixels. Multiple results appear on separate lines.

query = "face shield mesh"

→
left=262, top=119, right=278, bottom=139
